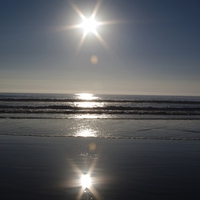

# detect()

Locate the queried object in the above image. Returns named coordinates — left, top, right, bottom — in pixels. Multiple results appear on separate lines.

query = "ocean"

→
left=1, top=93, right=200, bottom=199
left=0, top=92, right=200, bottom=139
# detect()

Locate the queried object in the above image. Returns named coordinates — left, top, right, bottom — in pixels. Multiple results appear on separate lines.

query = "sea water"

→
left=0, top=93, right=200, bottom=140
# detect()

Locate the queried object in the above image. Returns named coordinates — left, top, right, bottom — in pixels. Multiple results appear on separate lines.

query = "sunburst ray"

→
left=57, top=0, right=127, bottom=58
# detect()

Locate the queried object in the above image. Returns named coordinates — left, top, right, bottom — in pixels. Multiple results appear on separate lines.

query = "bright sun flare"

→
left=81, top=174, right=92, bottom=188
left=64, top=0, right=115, bottom=55
left=81, top=17, right=97, bottom=34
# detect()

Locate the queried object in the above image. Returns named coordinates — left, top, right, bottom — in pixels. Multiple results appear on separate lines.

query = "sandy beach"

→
left=0, top=135, right=200, bottom=200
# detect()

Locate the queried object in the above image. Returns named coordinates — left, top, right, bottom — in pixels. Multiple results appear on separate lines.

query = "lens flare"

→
left=90, top=55, right=98, bottom=64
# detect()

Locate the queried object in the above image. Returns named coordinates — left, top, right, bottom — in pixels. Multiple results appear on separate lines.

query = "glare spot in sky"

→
left=90, top=55, right=98, bottom=64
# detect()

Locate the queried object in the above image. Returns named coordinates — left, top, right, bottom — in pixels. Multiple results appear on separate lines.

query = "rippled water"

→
left=0, top=93, right=200, bottom=139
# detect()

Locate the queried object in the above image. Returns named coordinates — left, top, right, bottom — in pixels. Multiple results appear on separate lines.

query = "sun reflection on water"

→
left=75, top=93, right=99, bottom=100
left=74, top=93, right=104, bottom=111
left=74, top=101, right=103, bottom=108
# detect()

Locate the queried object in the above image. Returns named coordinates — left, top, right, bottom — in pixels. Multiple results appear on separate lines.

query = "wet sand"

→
left=0, top=135, right=200, bottom=200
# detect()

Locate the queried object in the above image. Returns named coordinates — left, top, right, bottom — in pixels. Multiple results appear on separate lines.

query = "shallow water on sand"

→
left=0, top=118, right=200, bottom=140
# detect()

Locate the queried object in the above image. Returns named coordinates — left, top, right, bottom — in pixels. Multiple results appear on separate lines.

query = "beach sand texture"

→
left=0, top=135, right=200, bottom=200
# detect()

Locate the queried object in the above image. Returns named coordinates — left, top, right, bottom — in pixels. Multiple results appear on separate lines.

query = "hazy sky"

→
left=1, top=0, right=200, bottom=95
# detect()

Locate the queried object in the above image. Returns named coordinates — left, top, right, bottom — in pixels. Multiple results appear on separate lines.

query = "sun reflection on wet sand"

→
left=75, top=114, right=99, bottom=119
left=76, top=129, right=96, bottom=137
left=81, top=174, right=91, bottom=189
left=74, top=114, right=109, bottom=119
left=67, top=142, right=102, bottom=200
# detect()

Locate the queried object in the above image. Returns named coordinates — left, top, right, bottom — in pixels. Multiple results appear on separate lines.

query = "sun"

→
left=61, top=0, right=120, bottom=55
left=80, top=17, right=98, bottom=34
left=68, top=1, right=109, bottom=50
